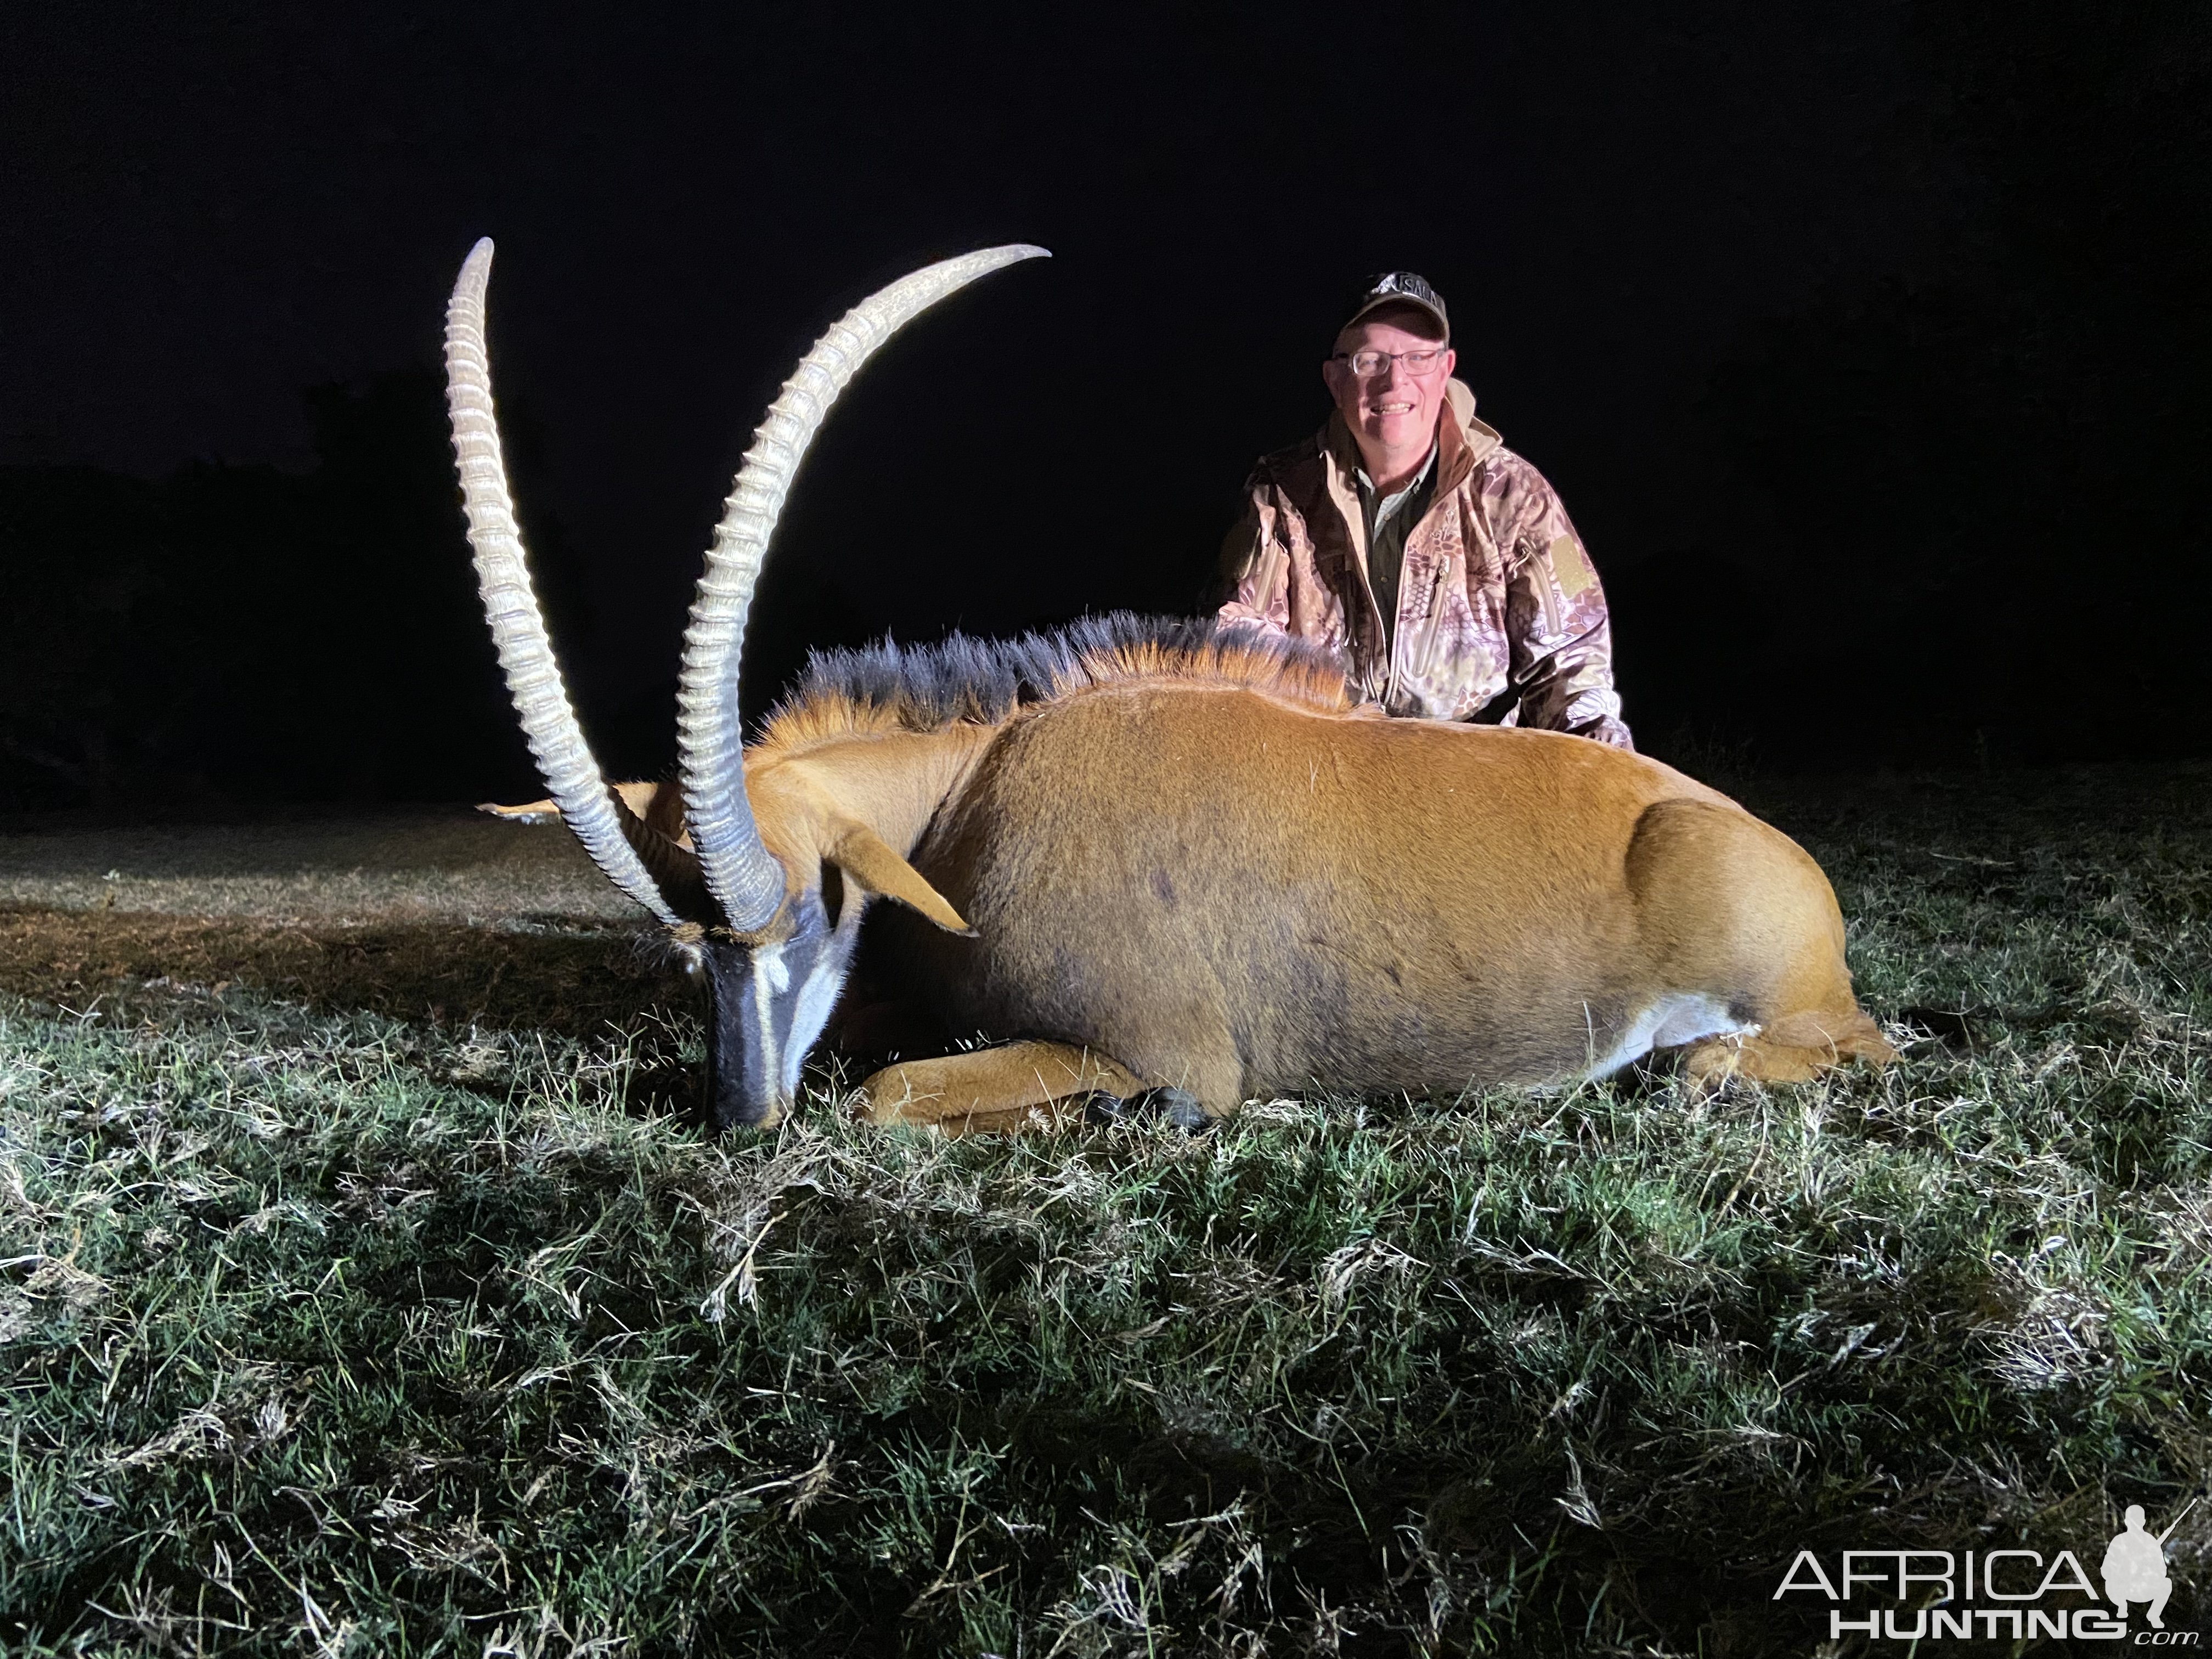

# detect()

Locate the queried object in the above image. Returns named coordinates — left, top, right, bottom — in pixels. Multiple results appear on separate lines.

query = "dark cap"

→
left=1340, top=271, right=1449, bottom=342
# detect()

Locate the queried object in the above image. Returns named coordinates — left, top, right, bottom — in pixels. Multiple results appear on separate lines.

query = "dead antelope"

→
left=445, top=240, right=1894, bottom=1133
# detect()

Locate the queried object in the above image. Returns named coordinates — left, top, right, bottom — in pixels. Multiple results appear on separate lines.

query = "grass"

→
left=1, top=769, right=2208, bottom=1656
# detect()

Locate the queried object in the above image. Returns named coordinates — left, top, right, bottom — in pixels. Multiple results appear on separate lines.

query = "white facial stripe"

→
left=781, top=958, right=851, bottom=1097
left=739, top=899, right=868, bottom=1109
left=776, top=894, right=865, bottom=1097
left=748, top=941, right=787, bottom=1103
left=755, top=946, right=792, bottom=994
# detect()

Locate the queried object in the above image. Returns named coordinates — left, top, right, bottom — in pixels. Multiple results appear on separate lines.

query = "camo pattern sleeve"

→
left=1490, top=454, right=1634, bottom=749
left=1216, top=454, right=1353, bottom=661
left=1216, top=479, right=1290, bottom=640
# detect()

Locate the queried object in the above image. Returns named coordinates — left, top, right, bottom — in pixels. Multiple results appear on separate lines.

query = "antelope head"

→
left=442, top=238, right=1047, bottom=1128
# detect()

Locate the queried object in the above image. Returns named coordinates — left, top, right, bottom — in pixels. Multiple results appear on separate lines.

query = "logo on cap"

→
left=1345, top=272, right=1449, bottom=339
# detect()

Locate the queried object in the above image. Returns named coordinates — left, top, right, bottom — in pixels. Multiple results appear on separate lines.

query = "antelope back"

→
left=887, top=683, right=1771, bottom=1098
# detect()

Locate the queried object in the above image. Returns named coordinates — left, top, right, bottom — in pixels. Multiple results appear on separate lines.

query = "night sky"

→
left=5, top=3, right=2208, bottom=798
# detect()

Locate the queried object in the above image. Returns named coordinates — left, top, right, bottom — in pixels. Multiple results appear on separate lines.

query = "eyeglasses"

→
left=1333, top=348, right=1448, bottom=379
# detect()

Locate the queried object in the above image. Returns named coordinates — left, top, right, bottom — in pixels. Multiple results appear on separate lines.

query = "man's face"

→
left=1323, top=311, right=1455, bottom=459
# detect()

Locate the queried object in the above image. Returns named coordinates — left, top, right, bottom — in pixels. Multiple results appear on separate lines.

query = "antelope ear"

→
left=478, top=798, right=560, bottom=823
left=830, top=826, right=975, bottom=935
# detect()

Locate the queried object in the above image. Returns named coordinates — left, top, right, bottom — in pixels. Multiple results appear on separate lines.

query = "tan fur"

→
left=1679, top=1009, right=1897, bottom=1087
left=736, top=723, right=998, bottom=940
left=482, top=780, right=691, bottom=844
left=858, top=1041, right=1148, bottom=1136
left=840, top=682, right=1893, bottom=1120
left=495, top=642, right=1894, bottom=1130
left=830, top=825, right=974, bottom=934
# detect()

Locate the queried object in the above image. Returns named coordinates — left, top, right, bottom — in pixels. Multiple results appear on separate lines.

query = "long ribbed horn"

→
left=444, top=236, right=705, bottom=928
left=676, top=244, right=1051, bottom=931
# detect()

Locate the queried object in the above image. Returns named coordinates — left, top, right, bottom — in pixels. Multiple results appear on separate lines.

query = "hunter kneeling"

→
left=1220, top=270, right=1631, bottom=747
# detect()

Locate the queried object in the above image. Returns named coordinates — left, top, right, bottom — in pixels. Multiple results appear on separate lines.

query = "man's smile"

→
left=1324, top=310, right=1456, bottom=486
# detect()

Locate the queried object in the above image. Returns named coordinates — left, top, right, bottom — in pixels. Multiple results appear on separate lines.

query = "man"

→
left=1218, top=272, right=1632, bottom=748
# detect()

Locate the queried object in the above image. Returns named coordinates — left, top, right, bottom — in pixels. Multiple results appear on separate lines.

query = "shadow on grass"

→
left=0, top=903, right=691, bottom=1039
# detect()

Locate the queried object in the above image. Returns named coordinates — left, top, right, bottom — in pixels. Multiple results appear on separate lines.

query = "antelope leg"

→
left=1680, top=1008, right=1898, bottom=1088
left=858, top=1041, right=1149, bottom=1137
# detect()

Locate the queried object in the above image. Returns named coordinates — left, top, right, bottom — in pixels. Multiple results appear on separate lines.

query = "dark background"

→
left=4, top=2, right=2207, bottom=807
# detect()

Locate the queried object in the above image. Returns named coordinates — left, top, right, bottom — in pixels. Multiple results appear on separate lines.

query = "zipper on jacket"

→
left=1531, top=539, right=1562, bottom=638
left=1369, top=503, right=1418, bottom=707
left=1338, top=553, right=1389, bottom=706
left=1410, top=552, right=1454, bottom=680
left=1254, top=540, right=1289, bottom=623
left=1385, top=502, right=1457, bottom=708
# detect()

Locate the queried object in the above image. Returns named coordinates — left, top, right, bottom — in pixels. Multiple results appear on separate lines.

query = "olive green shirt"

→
left=1355, top=443, right=1438, bottom=658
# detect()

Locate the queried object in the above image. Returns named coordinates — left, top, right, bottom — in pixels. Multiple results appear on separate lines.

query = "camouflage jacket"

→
left=1217, top=380, right=1633, bottom=748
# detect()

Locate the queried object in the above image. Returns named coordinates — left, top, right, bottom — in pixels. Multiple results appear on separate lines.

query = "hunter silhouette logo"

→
left=2106, top=1500, right=2193, bottom=1630
left=1773, top=1496, right=2200, bottom=1643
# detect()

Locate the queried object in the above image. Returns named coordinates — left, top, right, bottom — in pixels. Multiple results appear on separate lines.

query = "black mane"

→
left=764, top=611, right=1344, bottom=740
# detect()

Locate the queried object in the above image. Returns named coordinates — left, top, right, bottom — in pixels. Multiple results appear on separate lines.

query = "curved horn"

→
left=444, top=236, right=704, bottom=928
left=676, top=244, right=1051, bottom=931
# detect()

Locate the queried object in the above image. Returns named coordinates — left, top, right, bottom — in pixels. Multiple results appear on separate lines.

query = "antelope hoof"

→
left=1083, top=1087, right=1213, bottom=1133
left=1079, top=1091, right=1130, bottom=1127
left=1139, top=1087, right=1214, bottom=1131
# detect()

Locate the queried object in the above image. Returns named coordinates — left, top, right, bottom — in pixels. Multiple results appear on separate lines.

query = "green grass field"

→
left=2, top=768, right=2208, bottom=1656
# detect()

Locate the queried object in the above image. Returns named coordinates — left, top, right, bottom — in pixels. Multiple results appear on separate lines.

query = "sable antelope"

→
left=445, top=240, right=1894, bottom=1133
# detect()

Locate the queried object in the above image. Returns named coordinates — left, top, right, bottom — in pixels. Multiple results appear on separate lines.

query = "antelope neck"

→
left=774, top=724, right=999, bottom=855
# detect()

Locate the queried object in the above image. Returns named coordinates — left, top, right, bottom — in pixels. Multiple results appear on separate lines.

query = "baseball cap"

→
left=1340, top=271, right=1449, bottom=342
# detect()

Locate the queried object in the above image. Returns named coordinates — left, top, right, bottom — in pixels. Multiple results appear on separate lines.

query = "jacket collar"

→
left=1440, top=377, right=1502, bottom=486
left=1322, top=377, right=1500, bottom=499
